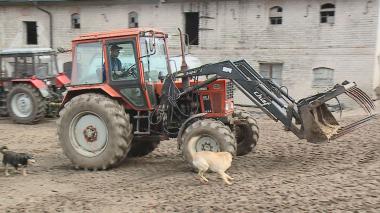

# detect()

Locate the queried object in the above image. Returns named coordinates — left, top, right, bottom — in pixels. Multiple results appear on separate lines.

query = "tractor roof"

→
left=0, top=48, right=55, bottom=56
left=73, top=28, right=165, bottom=42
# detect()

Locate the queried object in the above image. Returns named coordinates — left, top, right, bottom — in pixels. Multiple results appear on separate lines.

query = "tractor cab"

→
left=0, top=48, right=69, bottom=124
left=69, top=28, right=170, bottom=110
left=0, top=48, right=59, bottom=80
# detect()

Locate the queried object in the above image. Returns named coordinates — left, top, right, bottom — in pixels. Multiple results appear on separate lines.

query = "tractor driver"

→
left=109, top=44, right=123, bottom=79
left=102, top=44, right=123, bottom=81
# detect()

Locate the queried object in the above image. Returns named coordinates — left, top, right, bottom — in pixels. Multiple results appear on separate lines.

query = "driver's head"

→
left=110, top=45, right=122, bottom=58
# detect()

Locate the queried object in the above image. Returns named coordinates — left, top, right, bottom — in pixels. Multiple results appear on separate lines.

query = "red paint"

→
left=55, top=73, right=70, bottom=88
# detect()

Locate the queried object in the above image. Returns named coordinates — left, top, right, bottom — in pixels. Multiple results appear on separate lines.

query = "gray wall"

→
left=0, top=0, right=378, bottom=103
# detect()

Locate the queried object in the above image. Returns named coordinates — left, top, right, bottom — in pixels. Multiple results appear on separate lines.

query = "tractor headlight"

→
left=225, top=102, right=230, bottom=111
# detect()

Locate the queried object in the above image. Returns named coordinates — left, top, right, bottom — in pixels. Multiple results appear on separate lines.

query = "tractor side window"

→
left=140, top=37, right=169, bottom=82
left=34, top=55, right=58, bottom=79
left=0, top=57, right=15, bottom=78
left=107, top=42, right=138, bottom=81
left=72, top=42, right=103, bottom=85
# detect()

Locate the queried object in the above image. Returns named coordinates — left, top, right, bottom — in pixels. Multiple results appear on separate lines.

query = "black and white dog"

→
left=1, top=146, right=35, bottom=176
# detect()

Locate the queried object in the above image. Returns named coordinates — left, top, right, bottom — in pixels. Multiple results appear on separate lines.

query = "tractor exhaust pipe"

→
left=178, top=28, right=190, bottom=89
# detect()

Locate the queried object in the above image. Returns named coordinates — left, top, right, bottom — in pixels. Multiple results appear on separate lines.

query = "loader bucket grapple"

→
left=179, top=60, right=376, bottom=143
left=297, top=81, right=376, bottom=142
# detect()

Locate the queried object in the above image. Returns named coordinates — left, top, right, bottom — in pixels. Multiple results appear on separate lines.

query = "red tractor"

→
left=57, top=28, right=375, bottom=170
left=0, top=48, right=70, bottom=124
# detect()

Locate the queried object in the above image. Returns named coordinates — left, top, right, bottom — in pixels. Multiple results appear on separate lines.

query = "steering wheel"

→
left=124, top=63, right=137, bottom=78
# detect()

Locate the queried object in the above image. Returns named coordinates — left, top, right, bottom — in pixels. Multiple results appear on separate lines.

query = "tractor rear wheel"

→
left=6, top=83, right=46, bottom=124
left=127, top=136, right=160, bottom=157
left=57, top=93, right=133, bottom=170
left=179, top=119, right=236, bottom=165
left=232, top=110, right=259, bottom=156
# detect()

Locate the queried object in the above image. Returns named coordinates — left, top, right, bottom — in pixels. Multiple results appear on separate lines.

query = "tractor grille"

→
left=226, top=80, right=234, bottom=99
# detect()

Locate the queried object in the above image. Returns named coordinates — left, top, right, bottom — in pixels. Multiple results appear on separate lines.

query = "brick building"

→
left=0, top=0, right=379, bottom=102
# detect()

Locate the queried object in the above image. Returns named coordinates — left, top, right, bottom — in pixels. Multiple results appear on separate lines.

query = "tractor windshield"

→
left=140, top=37, right=169, bottom=82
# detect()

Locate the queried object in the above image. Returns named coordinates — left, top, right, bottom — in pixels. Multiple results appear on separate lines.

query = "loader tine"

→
left=345, top=93, right=371, bottom=115
left=347, top=86, right=375, bottom=109
left=345, top=89, right=372, bottom=115
left=331, top=115, right=376, bottom=139
left=350, top=87, right=375, bottom=109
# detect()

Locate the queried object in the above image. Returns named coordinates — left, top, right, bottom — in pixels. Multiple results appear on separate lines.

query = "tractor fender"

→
left=177, top=113, right=207, bottom=150
left=55, top=72, right=71, bottom=88
left=60, top=84, right=122, bottom=109
left=11, top=78, right=50, bottom=98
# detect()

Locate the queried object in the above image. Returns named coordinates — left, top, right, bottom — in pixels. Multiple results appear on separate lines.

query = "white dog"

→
left=189, top=137, right=234, bottom=185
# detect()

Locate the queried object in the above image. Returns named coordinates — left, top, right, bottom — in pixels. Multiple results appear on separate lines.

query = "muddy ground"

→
left=0, top=104, right=379, bottom=213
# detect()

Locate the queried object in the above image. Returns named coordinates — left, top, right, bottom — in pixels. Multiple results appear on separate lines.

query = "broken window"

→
left=313, top=67, right=334, bottom=88
left=129, top=11, right=138, bottom=28
left=259, top=63, right=283, bottom=85
left=71, top=13, right=81, bottom=29
left=24, top=21, right=37, bottom=45
left=320, top=3, right=335, bottom=24
left=185, top=12, right=199, bottom=45
left=269, top=6, right=283, bottom=25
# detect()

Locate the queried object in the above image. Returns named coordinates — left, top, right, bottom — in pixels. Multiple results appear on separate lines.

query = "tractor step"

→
left=133, top=111, right=151, bottom=135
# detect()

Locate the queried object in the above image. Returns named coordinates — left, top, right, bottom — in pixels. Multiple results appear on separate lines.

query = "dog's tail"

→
left=0, top=146, right=8, bottom=154
left=186, top=136, right=200, bottom=162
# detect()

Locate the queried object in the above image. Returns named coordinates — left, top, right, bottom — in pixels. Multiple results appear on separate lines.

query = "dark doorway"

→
left=185, top=12, right=199, bottom=45
left=25, top=21, right=37, bottom=45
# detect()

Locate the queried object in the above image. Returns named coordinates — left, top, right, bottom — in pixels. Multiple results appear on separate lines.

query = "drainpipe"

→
left=33, top=3, right=53, bottom=48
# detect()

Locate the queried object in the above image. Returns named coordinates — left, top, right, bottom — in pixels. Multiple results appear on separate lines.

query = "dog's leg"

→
left=4, top=164, right=10, bottom=176
left=21, top=167, right=27, bottom=176
left=218, top=172, right=232, bottom=185
left=198, top=170, right=208, bottom=182
left=225, top=173, right=234, bottom=180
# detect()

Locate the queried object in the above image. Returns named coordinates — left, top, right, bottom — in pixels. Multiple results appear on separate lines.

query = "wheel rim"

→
left=195, top=135, right=220, bottom=152
left=70, top=112, right=108, bottom=157
left=11, top=93, right=33, bottom=118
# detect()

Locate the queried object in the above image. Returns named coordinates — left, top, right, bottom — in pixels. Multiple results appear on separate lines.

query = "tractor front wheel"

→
left=6, top=83, right=46, bottom=124
left=232, top=110, right=259, bottom=156
left=57, top=93, right=133, bottom=170
left=179, top=119, right=236, bottom=166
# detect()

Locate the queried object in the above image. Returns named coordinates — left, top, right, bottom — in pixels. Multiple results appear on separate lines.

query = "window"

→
left=320, top=3, right=335, bottom=24
left=313, top=67, right=334, bottom=88
left=140, top=37, right=169, bottom=82
left=185, top=12, right=199, bottom=45
left=72, top=42, right=103, bottom=85
left=259, top=63, right=283, bottom=85
left=128, top=11, right=138, bottom=28
left=71, top=13, right=80, bottom=29
left=269, top=6, right=283, bottom=25
left=107, top=42, right=138, bottom=81
left=24, top=21, right=37, bottom=45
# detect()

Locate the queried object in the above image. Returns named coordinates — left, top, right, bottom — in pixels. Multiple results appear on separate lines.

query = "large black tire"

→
left=6, top=83, right=46, bottom=124
left=232, top=110, right=259, bottom=156
left=57, top=93, right=133, bottom=170
left=179, top=119, right=236, bottom=165
left=127, top=136, right=160, bottom=157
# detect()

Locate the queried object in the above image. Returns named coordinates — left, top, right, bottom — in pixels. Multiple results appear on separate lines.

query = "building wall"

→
left=0, top=0, right=378, bottom=103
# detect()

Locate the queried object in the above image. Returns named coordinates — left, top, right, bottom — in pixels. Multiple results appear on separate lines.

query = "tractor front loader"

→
left=174, top=60, right=376, bottom=144
left=57, top=28, right=375, bottom=170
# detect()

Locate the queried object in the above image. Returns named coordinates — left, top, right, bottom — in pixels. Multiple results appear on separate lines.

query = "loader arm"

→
left=175, top=60, right=376, bottom=143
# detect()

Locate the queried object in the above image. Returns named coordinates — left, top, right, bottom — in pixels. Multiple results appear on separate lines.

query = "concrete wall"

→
left=0, top=0, right=378, bottom=103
